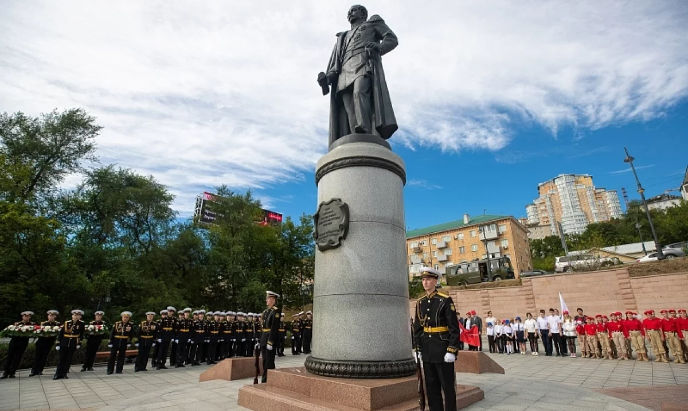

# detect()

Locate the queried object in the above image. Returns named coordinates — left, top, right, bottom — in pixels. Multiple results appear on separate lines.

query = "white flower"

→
left=8, top=325, right=17, bottom=331
left=88, top=325, right=95, bottom=331
left=22, top=326, right=32, bottom=332
left=52, top=326, right=60, bottom=331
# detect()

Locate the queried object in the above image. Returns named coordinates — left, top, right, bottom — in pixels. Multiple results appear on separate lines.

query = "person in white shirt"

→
left=536, top=310, right=551, bottom=356
left=503, top=320, right=514, bottom=354
left=485, top=311, right=497, bottom=328
left=486, top=323, right=496, bottom=353
left=494, top=321, right=504, bottom=353
left=561, top=311, right=577, bottom=358
left=547, top=308, right=563, bottom=356
left=555, top=309, right=568, bottom=356
left=524, top=313, right=539, bottom=355
left=513, top=316, right=527, bottom=355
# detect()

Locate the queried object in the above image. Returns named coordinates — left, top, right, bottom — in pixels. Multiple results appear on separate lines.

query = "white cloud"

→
left=1, top=0, right=686, bottom=213
left=407, top=179, right=443, bottom=190
left=608, top=164, right=656, bottom=175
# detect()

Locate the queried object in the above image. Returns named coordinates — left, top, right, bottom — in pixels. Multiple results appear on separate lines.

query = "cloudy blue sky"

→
left=2, top=1, right=687, bottom=231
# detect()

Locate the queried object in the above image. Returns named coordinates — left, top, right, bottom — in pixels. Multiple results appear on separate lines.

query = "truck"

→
left=444, top=257, right=515, bottom=286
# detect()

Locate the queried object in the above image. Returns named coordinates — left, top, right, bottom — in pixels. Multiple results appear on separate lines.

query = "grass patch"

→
left=627, top=257, right=688, bottom=277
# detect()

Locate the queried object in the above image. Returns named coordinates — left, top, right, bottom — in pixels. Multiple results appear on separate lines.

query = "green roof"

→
left=406, top=214, right=508, bottom=238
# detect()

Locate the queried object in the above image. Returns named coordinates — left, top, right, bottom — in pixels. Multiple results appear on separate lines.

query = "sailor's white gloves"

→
left=444, top=353, right=456, bottom=363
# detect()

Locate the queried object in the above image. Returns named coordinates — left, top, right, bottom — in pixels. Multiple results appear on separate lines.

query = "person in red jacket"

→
left=596, top=315, right=612, bottom=360
left=643, top=309, right=667, bottom=362
left=623, top=311, right=647, bottom=361
left=662, top=309, right=685, bottom=364
left=678, top=309, right=688, bottom=362
left=608, top=312, right=627, bottom=360
left=575, top=317, right=587, bottom=358
left=584, top=317, right=600, bottom=359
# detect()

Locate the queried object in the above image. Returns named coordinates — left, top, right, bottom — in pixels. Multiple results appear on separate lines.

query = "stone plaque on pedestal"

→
left=314, top=198, right=349, bottom=251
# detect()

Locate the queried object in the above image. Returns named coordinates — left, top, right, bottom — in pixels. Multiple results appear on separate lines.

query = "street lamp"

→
left=624, top=147, right=663, bottom=259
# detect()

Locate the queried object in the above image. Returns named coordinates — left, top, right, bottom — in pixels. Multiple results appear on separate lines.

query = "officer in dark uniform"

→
left=1, top=311, right=35, bottom=379
left=30, top=310, right=60, bottom=377
left=190, top=309, right=207, bottom=365
left=170, top=310, right=184, bottom=365
left=223, top=311, right=235, bottom=359
left=301, top=311, right=313, bottom=354
left=218, top=311, right=228, bottom=360
left=413, top=267, right=460, bottom=411
left=107, top=311, right=134, bottom=374
left=82, top=310, right=107, bottom=372
left=151, top=309, right=167, bottom=367
left=176, top=308, right=193, bottom=367
left=234, top=312, right=246, bottom=357
left=291, top=314, right=301, bottom=355
left=135, top=311, right=157, bottom=372
left=206, top=311, right=220, bottom=364
left=277, top=313, right=287, bottom=357
left=259, top=291, right=281, bottom=383
left=156, top=306, right=177, bottom=369
left=53, top=309, right=86, bottom=380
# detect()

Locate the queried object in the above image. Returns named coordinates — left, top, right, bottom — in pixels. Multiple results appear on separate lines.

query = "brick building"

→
left=406, top=214, right=532, bottom=280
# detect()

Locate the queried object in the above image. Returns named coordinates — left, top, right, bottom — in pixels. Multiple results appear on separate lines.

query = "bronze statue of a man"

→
left=318, top=5, right=398, bottom=147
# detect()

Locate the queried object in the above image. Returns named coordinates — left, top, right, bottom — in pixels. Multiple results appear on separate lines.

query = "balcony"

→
left=410, top=255, right=422, bottom=264
left=486, top=242, right=500, bottom=254
left=481, top=228, right=499, bottom=240
left=437, top=253, right=449, bottom=262
left=436, top=241, right=448, bottom=249
left=412, top=245, right=422, bottom=253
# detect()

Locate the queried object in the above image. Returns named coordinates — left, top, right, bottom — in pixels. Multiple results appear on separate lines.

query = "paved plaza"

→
left=1, top=350, right=687, bottom=411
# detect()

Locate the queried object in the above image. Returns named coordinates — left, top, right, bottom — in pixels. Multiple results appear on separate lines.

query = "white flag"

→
left=559, top=292, right=569, bottom=315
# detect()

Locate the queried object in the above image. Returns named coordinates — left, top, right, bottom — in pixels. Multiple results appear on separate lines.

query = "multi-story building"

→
left=406, top=214, right=532, bottom=280
left=645, top=194, right=682, bottom=211
left=681, top=166, right=688, bottom=201
left=525, top=174, right=623, bottom=235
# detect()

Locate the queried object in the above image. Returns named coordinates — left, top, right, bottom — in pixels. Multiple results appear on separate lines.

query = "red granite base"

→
left=237, top=367, right=484, bottom=411
left=199, top=357, right=263, bottom=382
left=454, top=351, right=504, bottom=374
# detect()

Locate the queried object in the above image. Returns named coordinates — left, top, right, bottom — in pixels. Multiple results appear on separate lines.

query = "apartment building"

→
left=406, top=214, right=532, bottom=280
left=525, top=174, right=623, bottom=235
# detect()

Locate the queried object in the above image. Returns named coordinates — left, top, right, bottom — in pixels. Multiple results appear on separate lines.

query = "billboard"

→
left=194, top=192, right=283, bottom=226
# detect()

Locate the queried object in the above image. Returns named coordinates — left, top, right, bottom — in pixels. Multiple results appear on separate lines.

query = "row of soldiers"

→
left=1, top=304, right=314, bottom=379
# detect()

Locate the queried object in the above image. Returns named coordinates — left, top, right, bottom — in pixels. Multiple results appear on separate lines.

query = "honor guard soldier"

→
left=302, top=311, right=313, bottom=354
left=30, top=310, right=60, bottom=377
left=218, top=311, right=228, bottom=360
left=643, top=310, right=668, bottom=362
left=662, top=309, right=685, bottom=363
left=206, top=311, right=221, bottom=364
left=107, top=311, right=134, bottom=374
left=224, top=311, right=235, bottom=358
left=235, top=312, right=246, bottom=357
left=135, top=311, right=158, bottom=372
left=291, top=314, right=301, bottom=355
left=259, top=291, right=281, bottom=383
left=151, top=309, right=167, bottom=367
left=156, top=306, right=177, bottom=369
left=190, top=309, right=207, bottom=365
left=2, top=311, right=36, bottom=379
left=277, top=313, right=287, bottom=357
left=249, top=313, right=259, bottom=357
left=82, top=310, right=107, bottom=372
left=413, top=267, right=460, bottom=411
left=176, top=308, right=193, bottom=367
left=53, top=309, right=85, bottom=380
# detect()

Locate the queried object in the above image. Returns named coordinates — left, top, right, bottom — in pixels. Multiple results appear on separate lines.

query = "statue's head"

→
left=348, top=5, right=368, bottom=23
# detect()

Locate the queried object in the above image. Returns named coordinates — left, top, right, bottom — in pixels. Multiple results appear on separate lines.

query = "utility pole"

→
left=622, top=187, right=647, bottom=255
left=624, top=147, right=663, bottom=259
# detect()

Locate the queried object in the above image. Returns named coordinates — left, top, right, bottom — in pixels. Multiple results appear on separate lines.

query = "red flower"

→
left=34, top=325, right=41, bottom=330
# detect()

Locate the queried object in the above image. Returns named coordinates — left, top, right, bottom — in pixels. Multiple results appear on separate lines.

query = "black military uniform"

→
left=54, top=310, right=86, bottom=380
left=413, top=268, right=460, bottom=411
left=301, top=312, right=313, bottom=354
left=277, top=315, right=287, bottom=357
left=291, top=315, right=301, bottom=355
left=176, top=309, right=193, bottom=367
left=225, top=312, right=236, bottom=358
left=30, top=311, right=60, bottom=377
left=108, top=312, right=134, bottom=374
left=234, top=314, right=246, bottom=357
left=156, top=307, right=177, bottom=369
left=82, top=311, right=107, bottom=372
left=135, top=313, right=158, bottom=372
left=220, top=312, right=233, bottom=359
left=1, top=311, right=36, bottom=379
left=151, top=310, right=167, bottom=367
left=260, top=291, right=281, bottom=383
left=170, top=312, right=183, bottom=365
left=206, top=313, right=221, bottom=364
left=190, top=311, right=207, bottom=365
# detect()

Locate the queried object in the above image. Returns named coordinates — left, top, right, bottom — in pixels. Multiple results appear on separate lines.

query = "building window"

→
left=410, top=242, right=418, bottom=248
left=471, top=244, right=478, bottom=252
left=431, top=238, right=437, bottom=245
left=490, top=223, right=497, bottom=231
left=432, top=251, right=438, bottom=257
left=470, top=230, right=476, bottom=238
left=434, top=264, right=440, bottom=270
left=423, top=253, right=428, bottom=259
left=445, top=249, right=452, bottom=255
left=458, top=233, right=464, bottom=240
left=442, top=235, right=451, bottom=242
left=501, top=239, right=509, bottom=248
left=421, top=240, right=427, bottom=246
left=498, top=224, right=506, bottom=233
left=459, top=246, right=465, bottom=254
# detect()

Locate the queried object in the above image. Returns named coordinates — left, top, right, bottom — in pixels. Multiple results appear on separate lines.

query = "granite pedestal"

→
left=198, top=358, right=263, bottom=382
left=453, top=351, right=505, bottom=374
left=237, top=367, right=485, bottom=411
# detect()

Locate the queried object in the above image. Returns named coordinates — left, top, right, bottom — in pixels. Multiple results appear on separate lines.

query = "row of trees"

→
left=530, top=200, right=688, bottom=271
left=0, top=109, right=314, bottom=328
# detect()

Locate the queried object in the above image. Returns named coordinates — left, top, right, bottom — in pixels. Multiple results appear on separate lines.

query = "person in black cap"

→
left=54, top=309, right=86, bottom=380
left=30, top=310, right=60, bottom=377
left=107, top=311, right=134, bottom=374
left=258, top=291, right=281, bottom=383
left=82, top=310, right=107, bottom=372
left=413, top=267, right=460, bottom=411
left=1, top=311, right=35, bottom=379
